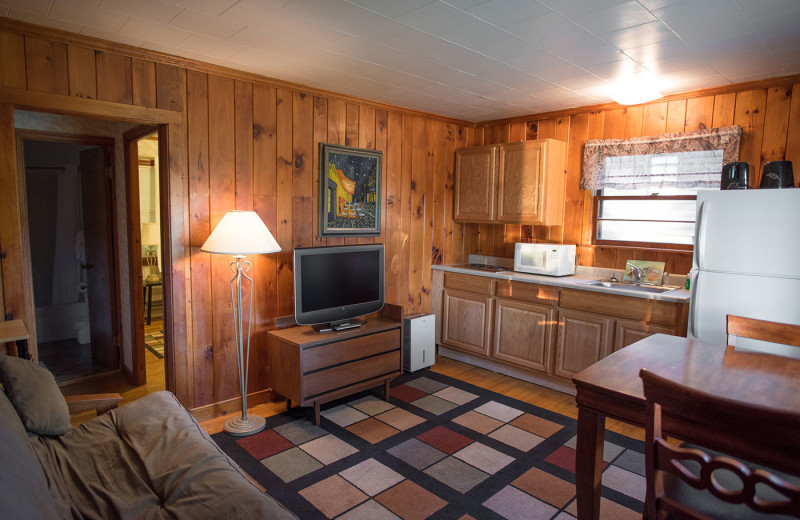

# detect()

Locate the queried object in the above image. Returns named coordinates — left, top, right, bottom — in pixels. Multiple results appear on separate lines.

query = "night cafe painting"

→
left=319, top=143, right=382, bottom=237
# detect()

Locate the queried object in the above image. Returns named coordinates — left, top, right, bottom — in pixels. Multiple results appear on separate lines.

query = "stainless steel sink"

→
left=579, top=280, right=678, bottom=294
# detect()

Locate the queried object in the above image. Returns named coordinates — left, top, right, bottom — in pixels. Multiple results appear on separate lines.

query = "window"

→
left=581, top=126, right=742, bottom=249
left=595, top=151, right=721, bottom=248
left=138, top=158, right=156, bottom=224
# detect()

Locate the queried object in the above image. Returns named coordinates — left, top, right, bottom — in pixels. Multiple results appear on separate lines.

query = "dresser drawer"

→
left=303, top=330, right=400, bottom=372
left=303, top=351, right=400, bottom=398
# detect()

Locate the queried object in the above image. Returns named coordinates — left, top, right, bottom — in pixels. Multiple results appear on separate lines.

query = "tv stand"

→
left=312, top=318, right=366, bottom=333
left=266, top=304, right=403, bottom=425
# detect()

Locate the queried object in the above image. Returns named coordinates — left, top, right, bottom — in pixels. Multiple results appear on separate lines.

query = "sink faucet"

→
left=626, top=262, right=643, bottom=284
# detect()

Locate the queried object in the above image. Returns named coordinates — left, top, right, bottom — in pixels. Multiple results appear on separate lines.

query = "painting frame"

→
left=319, top=143, right=382, bottom=237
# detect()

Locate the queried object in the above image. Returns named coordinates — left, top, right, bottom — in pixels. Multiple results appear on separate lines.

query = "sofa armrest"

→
left=65, top=393, right=123, bottom=415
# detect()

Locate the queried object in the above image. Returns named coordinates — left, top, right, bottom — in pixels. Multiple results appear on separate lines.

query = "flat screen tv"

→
left=294, top=244, right=384, bottom=331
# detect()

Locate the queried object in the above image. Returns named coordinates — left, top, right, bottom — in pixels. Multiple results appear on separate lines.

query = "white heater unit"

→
left=403, top=313, right=435, bottom=372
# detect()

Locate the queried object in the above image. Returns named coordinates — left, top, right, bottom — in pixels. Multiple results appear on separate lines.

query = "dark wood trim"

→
left=15, top=129, right=116, bottom=146
left=0, top=85, right=182, bottom=124
left=593, top=239, right=694, bottom=251
left=123, top=125, right=154, bottom=386
left=101, top=143, right=123, bottom=374
left=157, top=123, right=176, bottom=396
left=579, top=243, right=694, bottom=255
left=10, top=130, right=33, bottom=357
left=0, top=18, right=473, bottom=127
left=123, top=124, right=159, bottom=142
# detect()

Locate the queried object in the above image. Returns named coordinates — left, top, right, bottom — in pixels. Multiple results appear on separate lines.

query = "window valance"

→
left=581, top=125, right=742, bottom=190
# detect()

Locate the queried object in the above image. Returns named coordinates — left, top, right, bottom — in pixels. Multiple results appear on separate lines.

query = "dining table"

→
left=572, top=333, right=800, bottom=520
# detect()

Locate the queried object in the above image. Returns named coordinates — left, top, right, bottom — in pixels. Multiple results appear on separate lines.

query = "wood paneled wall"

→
left=470, top=80, right=800, bottom=275
left=2, top=19, right=799, bottom=411
left=0, top=21, right=471, bottom=410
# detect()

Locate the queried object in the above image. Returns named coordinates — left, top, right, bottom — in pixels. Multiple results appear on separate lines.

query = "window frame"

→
left=592, top=192, right=696, bottom=251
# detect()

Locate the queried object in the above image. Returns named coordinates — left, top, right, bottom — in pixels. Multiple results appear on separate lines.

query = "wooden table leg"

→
left=576, top=407, right=605, bottom=520
left=313, top=401, right=320, bottom=425
left=384, top=378, right=391, bottom=401
left=146, top=285, right=153, bottom=325
left=286, top=399, right=291, bottom=411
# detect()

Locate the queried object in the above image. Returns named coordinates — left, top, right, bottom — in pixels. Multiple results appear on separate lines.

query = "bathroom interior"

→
left=26, top=132, right=163, bottom=384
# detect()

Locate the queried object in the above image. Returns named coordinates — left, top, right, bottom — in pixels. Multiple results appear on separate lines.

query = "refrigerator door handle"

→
left=694, top=200, right=708, bottom=271
left=689, top=271, right=699, bottom=338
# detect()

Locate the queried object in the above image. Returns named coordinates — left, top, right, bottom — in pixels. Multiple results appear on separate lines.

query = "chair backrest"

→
left=726, top=314, right=800, bottom=348
left=639, top=368, right=800, bottom=520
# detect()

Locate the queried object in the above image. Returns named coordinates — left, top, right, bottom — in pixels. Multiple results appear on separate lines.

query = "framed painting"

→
left=319, top=143, right=382, bottom=237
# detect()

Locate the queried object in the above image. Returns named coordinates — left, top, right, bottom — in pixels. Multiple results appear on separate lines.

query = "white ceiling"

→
left=3, top=0, right=800, bottom=121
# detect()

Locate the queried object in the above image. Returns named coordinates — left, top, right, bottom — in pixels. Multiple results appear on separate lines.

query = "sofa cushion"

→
left=0, top=388, right=68, bottom=519
left=29, top=391, right=296, bottom=519
left=0, top=354, right=70, bottom=435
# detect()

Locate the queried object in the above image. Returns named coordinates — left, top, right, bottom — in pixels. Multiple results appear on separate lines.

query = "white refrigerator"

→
left=688, top=189, right=800, bottom=358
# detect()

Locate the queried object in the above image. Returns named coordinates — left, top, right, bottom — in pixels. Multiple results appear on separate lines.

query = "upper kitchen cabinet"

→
left=453, top=144, right=498, bottom=221
left=454, top=139, right=566, bottom=225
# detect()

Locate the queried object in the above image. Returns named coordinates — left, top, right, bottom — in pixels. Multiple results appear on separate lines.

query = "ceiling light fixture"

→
left=609, top=75, right=663, bottom=105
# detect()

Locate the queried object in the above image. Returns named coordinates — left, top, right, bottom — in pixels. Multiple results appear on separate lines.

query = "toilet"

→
left=74, top=316, right=90, bottom=345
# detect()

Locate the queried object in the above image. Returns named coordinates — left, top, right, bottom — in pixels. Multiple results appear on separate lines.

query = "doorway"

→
left=133, top=130, right=167, bottom=387
left=20, top=136, right=119, bottom=383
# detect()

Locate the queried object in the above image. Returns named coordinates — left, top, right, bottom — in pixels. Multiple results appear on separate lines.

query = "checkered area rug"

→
left=212, top=371, right=645, bottom=520
left=144, top=330, right=164, bottom=359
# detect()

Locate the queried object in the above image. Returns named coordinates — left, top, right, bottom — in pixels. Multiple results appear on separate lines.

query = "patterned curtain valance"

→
left=581, top=125, right=742, bottom=190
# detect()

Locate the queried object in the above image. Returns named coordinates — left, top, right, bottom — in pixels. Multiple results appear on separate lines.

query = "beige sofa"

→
left=0, top=355, right=296, bottom=519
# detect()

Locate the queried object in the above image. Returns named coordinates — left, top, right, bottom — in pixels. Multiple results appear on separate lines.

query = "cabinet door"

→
left=554, top=308, right=614, bottom=379
left=613, top=319, right=676, bottom=353
left=497, top=140, right=545, bottom=223
left=442, top=289, right=492, bottom=356
left=454, top=145, right=497, bottom=221
left=492, top=298, right=554, bottom=373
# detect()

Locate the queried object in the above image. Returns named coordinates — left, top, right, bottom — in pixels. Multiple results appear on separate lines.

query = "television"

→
left=294, top=244, right=384, bottom=331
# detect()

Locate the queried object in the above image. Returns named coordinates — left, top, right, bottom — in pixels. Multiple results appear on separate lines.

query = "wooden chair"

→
left=640, top=368, right=800, bottom=520
left=726, top=315, right=800, bottom=349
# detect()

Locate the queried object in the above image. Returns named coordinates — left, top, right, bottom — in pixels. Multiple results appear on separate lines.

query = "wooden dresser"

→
left=266, top=304, right=403, bottom=424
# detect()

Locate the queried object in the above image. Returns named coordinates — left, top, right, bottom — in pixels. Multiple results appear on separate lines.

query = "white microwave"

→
left=514, top=243, right=576, bottom=277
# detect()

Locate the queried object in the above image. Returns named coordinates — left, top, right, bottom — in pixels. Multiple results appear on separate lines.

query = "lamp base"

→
left=223, top=414, right=266, bottom=437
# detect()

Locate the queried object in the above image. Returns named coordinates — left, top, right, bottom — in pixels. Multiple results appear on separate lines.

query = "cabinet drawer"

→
left=559, top=289, right=680, bottom=326
left=303, top=329, right=400, bottom=372
left=304, top=351, right=400, bottom=398
left=444, top=272, right=494, bottom=295
left=496, top=280, right=558, bottom=305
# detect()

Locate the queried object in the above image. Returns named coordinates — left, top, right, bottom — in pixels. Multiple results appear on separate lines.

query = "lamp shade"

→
left=201, top=210, right=281, bottom=255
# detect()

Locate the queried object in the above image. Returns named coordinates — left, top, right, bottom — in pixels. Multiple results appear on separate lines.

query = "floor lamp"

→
left=201, top=210, right=281, bottom=436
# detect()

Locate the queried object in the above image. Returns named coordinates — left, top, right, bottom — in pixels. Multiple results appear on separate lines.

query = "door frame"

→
left=15, top=130, right=119, bottom=369
left=124, top=125, right=170, bottom=386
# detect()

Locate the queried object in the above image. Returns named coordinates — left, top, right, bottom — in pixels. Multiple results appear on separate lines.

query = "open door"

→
left=124, top=125, right=167, bottom=387
left=79, top=147, right=119, bottom=370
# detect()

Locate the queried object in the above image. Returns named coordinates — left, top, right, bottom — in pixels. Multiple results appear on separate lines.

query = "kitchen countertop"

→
left=432, top=260, right=690, bottom=303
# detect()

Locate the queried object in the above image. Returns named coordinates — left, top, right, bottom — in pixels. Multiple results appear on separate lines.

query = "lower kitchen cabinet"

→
left=441, top=288, right=493, bottom=356
left=554, top=308, right=614, bottom=379
left=613, top=319, right=676, bottom=353
left=492, top=298, right=554, bottom=373
left=433, top=270, right=689, bottom=389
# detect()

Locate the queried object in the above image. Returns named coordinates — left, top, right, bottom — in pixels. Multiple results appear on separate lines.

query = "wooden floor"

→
left=64, top=320, right=166, bottom=425
left=197, top=356, right=645, bottom=441
left=60, top=321, right=643, bottom=442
